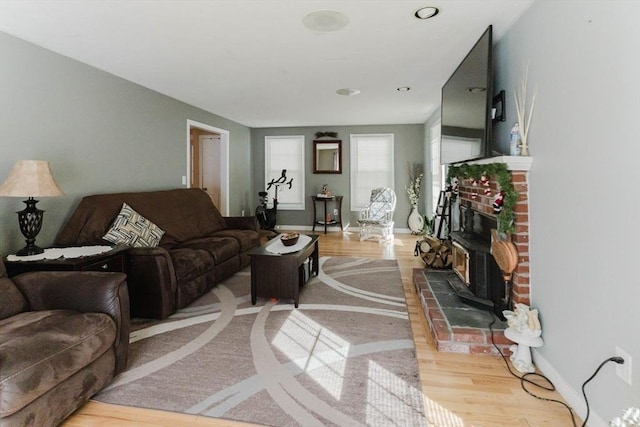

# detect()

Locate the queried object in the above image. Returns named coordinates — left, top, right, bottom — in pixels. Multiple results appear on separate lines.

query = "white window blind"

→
left=350, top=133, right=394, bottom=211
left=430, top=122, right=444, bottom=215
left=265, top=136, right=305, bottom=210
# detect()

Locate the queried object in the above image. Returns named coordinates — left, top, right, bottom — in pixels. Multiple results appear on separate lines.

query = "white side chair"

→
left=358, top=187, right=396, bottom=242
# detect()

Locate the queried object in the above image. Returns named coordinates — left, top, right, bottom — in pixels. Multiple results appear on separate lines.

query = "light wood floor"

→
left=63, top=231, right=578, bottom=427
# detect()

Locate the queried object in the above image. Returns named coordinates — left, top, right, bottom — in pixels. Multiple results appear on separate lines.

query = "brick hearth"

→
left=413, top=269, right=512, bottom=355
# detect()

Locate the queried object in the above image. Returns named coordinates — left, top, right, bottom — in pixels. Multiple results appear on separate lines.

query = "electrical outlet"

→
left=333, top=209, right=338, bottom=216
left=616, top=346, right=633, bottom=385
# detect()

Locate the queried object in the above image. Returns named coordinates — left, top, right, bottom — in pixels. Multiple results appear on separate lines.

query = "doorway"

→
left=186, top=120, right=229, bottom=215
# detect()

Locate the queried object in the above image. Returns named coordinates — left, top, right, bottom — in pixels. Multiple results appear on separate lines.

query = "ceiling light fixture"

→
left=468, top=87, right=486, bottom=93
left=414, top=7, right=439, bottom=20
left=397, top=87, right=411, bottom=92
left=303, top=10, right=349, bottom=32
left=336, top=88, right=360, bottom=96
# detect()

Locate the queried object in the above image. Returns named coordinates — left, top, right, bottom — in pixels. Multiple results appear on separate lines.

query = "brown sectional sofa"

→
left=56, top=188, right=260, bottom=319
left=0, top=260, right=129, bottom=427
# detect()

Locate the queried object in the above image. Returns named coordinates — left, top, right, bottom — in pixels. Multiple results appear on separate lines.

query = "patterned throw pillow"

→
left=103, top=203, right=165, bottom=247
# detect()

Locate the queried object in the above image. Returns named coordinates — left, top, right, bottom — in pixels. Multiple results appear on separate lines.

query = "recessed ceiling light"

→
left=414, top=7, right=439, bottom=20
left=303, top=10, right=349, bottom=32
left=468, top=87, right=486, bottom=93
left=336, top=88, right=361, bottom=96
left=397, top=86, right=411, bottom=92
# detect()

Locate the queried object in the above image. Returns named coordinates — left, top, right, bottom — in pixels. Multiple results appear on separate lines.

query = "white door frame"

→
left=186, top=119, right=229, bottom=216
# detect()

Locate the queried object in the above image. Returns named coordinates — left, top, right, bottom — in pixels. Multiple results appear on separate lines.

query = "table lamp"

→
left=0, top=160, right=64, bottom=256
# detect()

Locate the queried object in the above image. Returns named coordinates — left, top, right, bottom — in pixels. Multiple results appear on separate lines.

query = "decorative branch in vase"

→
left=406, top=162, right=424, bottom=234
left=514, top=63, right=537, bottom=156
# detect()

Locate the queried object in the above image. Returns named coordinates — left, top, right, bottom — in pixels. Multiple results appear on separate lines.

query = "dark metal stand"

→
left=255, top=169, right=293, bottom=232
left=256, top=191, right=277, bottom=231
left=434, top=190, right=451, bottom=239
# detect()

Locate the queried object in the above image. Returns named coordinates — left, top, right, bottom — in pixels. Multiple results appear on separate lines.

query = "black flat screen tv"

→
left=440, top=25, right=493, bottom=165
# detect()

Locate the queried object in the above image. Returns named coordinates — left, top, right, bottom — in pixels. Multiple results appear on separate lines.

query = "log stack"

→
left=417, top=235, right=452, bottom=269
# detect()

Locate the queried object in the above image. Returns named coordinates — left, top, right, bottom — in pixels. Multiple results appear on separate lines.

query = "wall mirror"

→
left=313, top=140, right=342, bottom=174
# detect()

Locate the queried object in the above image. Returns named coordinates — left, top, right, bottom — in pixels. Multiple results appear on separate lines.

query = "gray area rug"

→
left=94, top=257, right=428, bottom=426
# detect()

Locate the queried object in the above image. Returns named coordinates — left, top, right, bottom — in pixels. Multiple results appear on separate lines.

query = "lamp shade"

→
left=0, top=160, right=64, bottom=197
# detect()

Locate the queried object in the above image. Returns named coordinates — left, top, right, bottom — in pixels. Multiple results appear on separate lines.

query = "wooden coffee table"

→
left=248, top=234, right=319, bottom=308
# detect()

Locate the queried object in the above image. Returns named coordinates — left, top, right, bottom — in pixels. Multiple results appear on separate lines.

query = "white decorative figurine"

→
left=503, top=303, right=543, bottom=373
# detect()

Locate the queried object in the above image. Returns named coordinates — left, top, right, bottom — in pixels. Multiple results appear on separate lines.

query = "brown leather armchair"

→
left=0, top=259, right=130, bottom=427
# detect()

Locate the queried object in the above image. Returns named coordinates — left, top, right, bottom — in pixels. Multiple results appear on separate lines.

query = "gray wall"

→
left=428, top=1, right=639, bottom=423
left=251, top=125, right=424, bottom=231
left=0, top=32, right=253, bottom=256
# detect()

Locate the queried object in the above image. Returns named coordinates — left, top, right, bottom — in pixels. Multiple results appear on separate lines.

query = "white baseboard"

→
left=533, top=350, right=608, bottom=427
left=276, top=225, right=415, bottom=235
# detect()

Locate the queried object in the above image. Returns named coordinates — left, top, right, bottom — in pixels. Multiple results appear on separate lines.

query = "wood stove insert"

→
left=449, top=203, right=507, bottom=318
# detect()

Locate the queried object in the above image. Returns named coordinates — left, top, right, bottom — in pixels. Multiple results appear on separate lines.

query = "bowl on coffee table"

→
left=281, top=232, right=300, bottom=246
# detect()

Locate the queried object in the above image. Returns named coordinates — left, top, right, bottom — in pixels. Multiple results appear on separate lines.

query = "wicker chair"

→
left=357, top=187, right=396, bottom=241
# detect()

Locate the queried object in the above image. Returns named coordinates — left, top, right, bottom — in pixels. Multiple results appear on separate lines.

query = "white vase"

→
left=408, top=205, right=424, bottom=234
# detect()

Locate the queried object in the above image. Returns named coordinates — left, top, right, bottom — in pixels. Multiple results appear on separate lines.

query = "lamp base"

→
left=16, top=197, right=45, bottom=257
left=15, top=244, right=45, bottom=256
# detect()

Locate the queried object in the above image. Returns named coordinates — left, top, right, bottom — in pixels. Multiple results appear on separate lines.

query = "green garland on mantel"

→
left=447, top=162, right=516, bottom=233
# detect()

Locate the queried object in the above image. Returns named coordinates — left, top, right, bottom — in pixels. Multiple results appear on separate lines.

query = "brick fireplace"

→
left=456, top=156, right=532, bottom=306
left=414, top=155, right=532, bottom=354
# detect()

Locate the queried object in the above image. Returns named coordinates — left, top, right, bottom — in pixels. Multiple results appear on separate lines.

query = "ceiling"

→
left=0, top=0, right=534, bottom=128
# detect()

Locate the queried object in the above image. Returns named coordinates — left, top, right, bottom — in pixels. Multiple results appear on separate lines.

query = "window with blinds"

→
left=349, top=133, right=395, bottom=211
left=430, top=121, right=445, bottom=215
left=264, top=135, right=305, bottom=210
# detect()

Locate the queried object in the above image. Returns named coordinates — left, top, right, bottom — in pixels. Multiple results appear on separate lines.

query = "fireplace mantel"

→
left=460, top=155, right=533, bottom=172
